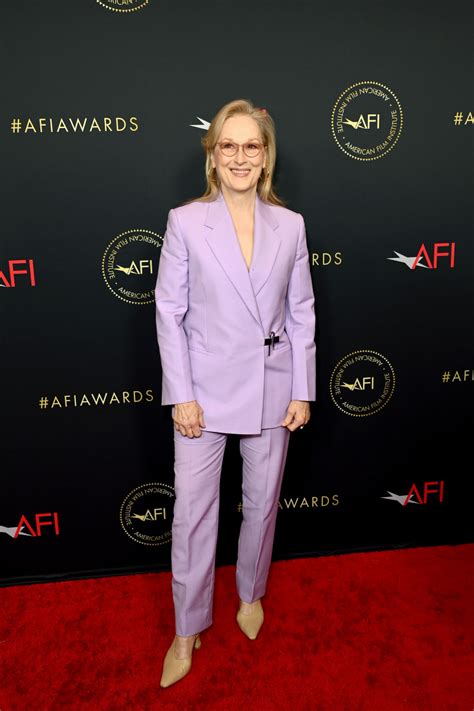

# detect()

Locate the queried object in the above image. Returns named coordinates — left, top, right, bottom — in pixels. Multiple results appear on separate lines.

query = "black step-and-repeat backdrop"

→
left=1, top=0, right=472, bottom=585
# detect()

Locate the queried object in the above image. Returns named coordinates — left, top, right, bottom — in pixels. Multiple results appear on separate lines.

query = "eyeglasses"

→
left=216, top=141, right=266, bottom=157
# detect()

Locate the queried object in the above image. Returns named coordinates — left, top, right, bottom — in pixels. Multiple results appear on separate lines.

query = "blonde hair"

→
left=181, top=98, right=287, bottom=207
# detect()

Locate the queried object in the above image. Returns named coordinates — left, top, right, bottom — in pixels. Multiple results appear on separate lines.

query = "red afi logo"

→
left=404, top=481, right=444, bottom=506
left=14, top=513, right=59, bottom=538
left=0, top=259, right=36, bottom=287
left=413, top=243, right=455, bottom=269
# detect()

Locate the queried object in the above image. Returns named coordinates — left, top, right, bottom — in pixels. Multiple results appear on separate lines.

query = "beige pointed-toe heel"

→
left=159, top=633, right=201, bottom=688
left=236, top=599, right=264, bottom=640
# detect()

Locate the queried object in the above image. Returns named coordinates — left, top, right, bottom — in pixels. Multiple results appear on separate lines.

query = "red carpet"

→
left=1, top=544, right=472, bottom=710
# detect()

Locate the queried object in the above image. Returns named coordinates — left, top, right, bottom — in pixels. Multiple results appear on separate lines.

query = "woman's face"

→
left=211, top=114, right=266, bottom=197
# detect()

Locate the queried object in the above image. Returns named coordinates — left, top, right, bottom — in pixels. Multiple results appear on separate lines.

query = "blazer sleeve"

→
left=285, top=213, right=317, bottom=401
left=154, top=208, right=196, bottom=406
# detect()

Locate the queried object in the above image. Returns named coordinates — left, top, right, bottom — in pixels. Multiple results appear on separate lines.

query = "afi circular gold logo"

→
left=96, top=0, right=149, bottom=12
left=329, top=350, right=395, bottom=417
left=120, top=482, right=175, bottom=546
left=102, top=228, right=163, bottom=305
left=331, top=81, right=403, bottom=161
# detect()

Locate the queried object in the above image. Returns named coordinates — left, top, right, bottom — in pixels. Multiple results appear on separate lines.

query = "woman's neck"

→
left=220, top=186, right=257, bottom=217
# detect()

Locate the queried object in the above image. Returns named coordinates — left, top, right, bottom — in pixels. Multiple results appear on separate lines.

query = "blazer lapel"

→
left=204, top=190, right=281, bottom=331
left=251, top=194, right=281, bottom=297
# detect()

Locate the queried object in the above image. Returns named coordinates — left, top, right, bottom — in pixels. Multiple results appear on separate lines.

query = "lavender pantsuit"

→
left=154, top=189, right=316, bottom=635
left=172, top=426, right=290, bottom=635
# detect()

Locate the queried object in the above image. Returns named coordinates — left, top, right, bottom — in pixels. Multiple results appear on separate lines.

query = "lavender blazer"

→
left=154, top=189, right=316, bottom=434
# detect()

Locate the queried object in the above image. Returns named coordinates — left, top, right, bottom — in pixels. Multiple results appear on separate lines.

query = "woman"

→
left=154, top=98, right=316, bottom=688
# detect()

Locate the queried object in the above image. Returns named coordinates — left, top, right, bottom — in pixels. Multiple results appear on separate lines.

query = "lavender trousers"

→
left=171, top=425, right=291, bottom=636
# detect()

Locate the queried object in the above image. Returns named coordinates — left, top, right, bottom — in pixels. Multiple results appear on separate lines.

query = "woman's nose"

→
left=235, top=146, right=246, bottom=159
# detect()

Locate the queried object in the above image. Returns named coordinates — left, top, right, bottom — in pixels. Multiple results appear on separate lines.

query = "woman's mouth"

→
left=230, top=168, right=251, bottom=178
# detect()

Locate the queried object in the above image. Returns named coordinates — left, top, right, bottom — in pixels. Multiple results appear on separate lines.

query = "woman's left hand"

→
left=281, top=400, right=311, bottom=431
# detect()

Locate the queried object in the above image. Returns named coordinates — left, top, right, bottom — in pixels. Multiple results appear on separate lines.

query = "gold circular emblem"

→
left=331, top=81, right=403, bottom=161
left=120, top=482, right=174, bottom=546
left=102, top=228, right=163, bottom=305
left=96, top=0, right=149, bottom=13
left=329, top=349, right=395, bottom=417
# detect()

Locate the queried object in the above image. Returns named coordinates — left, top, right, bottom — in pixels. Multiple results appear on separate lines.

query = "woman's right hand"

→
left=172, top=400, right=206, bottom=438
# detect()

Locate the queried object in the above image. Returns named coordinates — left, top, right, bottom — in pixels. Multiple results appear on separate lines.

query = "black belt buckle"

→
left=264, top=331, right=279, bottom=355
